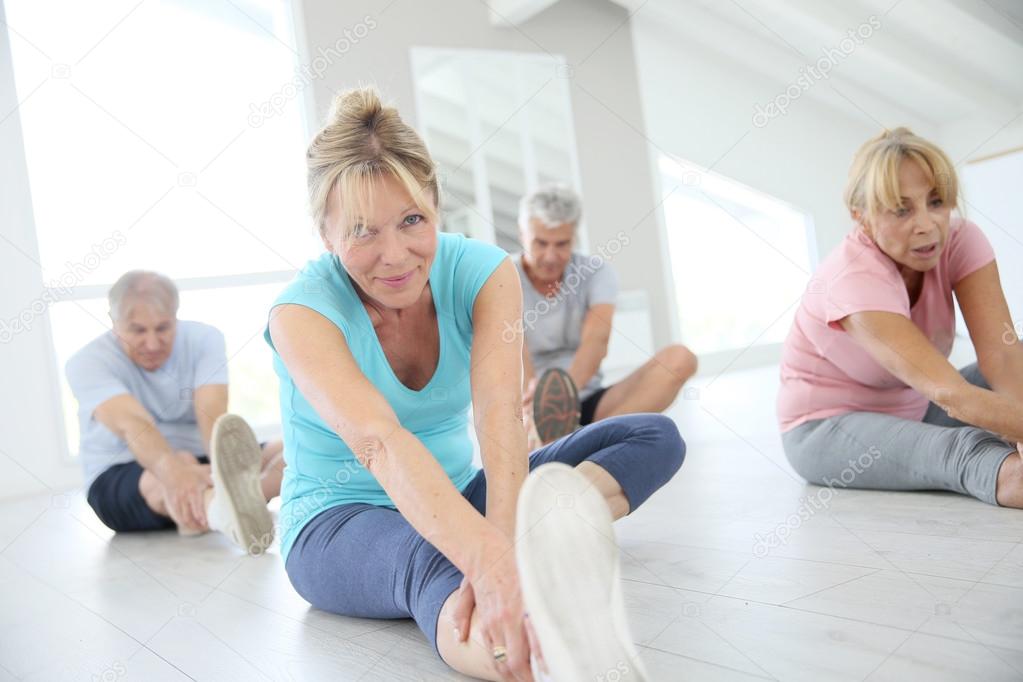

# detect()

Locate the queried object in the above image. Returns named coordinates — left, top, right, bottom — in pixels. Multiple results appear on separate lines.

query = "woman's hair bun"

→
left=330, top=87, right=384, bottom=128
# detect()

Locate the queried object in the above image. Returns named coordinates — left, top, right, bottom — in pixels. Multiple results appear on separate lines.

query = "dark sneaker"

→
left=532, top=368, right=581, bottom=444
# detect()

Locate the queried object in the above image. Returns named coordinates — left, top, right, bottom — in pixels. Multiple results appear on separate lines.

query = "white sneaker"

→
left=208, top=414, right=274, bottom=555
left=516, top=462, right=648, bottom=682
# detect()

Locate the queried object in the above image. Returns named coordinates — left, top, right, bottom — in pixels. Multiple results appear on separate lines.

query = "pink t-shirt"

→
left=778, top=218, right=995, bottom=432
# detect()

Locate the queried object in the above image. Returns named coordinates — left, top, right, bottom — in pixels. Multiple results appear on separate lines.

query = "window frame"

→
left=3, top=0, right=310, bottom=467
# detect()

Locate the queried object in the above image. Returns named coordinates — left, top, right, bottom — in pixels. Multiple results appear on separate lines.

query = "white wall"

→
left=631, top=13, right=896, bottom=263
left=938, top=107, right=1023, bottom=171
left=960, top=149, right=1023, bottom=324
left=939, top=111, right=1023, bottom=314
left=626, top=13, right=890, bottom=370
left=0, top=3, right=79, bottom=499
left=294, top=0, right=676, bottom=348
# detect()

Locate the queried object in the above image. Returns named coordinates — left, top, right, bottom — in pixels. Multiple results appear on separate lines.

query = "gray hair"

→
left=518, top=183, right=582, bottom=230
left=108, top=270, right=179, bottom=322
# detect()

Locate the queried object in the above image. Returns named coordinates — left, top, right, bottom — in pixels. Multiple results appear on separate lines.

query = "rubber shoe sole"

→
left=515, top=462, right=648, bottom=682
left=533, top=368, right=581, bottom=445
left=209, top=414, right=275, bottom=555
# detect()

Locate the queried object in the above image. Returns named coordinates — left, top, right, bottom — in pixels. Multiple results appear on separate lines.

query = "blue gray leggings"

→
left=284, top=413, right=685, bottom=656
left=782, top=362, right=1016, bottom=505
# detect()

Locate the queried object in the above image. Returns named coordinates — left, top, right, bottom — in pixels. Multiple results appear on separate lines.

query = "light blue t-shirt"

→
left=264, top=231, right=508, bottom=561
left=65, top=320, right=229, bottom=489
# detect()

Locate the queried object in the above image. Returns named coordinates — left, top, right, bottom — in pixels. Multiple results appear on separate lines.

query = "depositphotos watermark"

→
left=1001, top=321, right=1022, bottom=346
left=500, top=230, right=632, bottom=344
left=90, top=660, right=126, bottom=682
left=248, top=15, right=378, bottom=127
left=752, top=445, right=882, bottom=557
left=278, top=441, right=380, bottom=532
left=594, top=660, right=635, bottom=682
left=752, top=15, right=882, bottom=128
left=0, top=231, right=127, bottom=344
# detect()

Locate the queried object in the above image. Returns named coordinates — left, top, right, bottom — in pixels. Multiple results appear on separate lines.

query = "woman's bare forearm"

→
left=474, top=405, right=529, bottom=539
left=522, top=343, right=536, bottom=391
left=982, top=345, right=1023, bottom=407
left=365, top=424, right=508, bottom=579
left=946, top=384, right=1023, bottom=444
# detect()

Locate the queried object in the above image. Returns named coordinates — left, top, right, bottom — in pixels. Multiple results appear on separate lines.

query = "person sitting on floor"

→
left=514, top=183, right=698, bottom=444
left=778, top=127, right=1023, bottom=507
left=65, top=270, right=284, bottom=552
left=257, top=87, right=686, bottom=680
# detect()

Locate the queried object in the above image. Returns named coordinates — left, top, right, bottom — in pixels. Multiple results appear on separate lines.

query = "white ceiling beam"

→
left=743, top=0, right=1017, bottom=118
left=935, top=0, right=1023, bottom=46
left=487, top=0, right=560, bottom=27
left=630, top=0, right=934, bottom=131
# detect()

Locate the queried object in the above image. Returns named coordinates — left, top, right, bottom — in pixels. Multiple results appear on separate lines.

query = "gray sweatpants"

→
left=782, top=363, right=1016, bottom=505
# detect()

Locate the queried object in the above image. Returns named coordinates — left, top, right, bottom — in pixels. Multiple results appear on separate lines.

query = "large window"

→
left=659, top=155, right=816, bottom=356
left=959, top=149, right=1023, bottom=336
left=410, top=47, right=586, bottom=253
left=6, top=0, right=317, bottom=453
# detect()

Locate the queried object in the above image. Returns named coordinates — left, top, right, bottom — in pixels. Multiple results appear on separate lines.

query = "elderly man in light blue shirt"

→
left=66, top=270, right=283, bottom=553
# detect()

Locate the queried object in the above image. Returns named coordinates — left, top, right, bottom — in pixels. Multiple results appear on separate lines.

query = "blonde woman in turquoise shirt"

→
left=256, top=88, right=685, bottom=681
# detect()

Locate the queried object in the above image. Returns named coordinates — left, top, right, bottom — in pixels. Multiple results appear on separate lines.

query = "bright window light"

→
left=6, top=0, right=317, bottom=452
left=659, top=155, right=816, bottom=356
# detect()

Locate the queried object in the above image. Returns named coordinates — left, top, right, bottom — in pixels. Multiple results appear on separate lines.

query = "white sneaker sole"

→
left=515, top=462, right=648, bottom=682
left=210, top=414, right=274, bottom=555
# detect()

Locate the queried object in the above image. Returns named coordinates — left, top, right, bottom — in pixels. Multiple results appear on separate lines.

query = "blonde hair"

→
left=306, top=87, right=439, bottom=239
left=843, top=127, right=958, bottom=221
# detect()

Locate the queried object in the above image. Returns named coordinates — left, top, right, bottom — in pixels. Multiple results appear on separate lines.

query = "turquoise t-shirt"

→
left=264, top=231, right=508, bottom=560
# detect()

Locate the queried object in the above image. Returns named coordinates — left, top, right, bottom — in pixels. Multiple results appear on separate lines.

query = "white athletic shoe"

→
left=515, top=462, right=648, bottom=682
left=208, top=414, right=274, bottom=555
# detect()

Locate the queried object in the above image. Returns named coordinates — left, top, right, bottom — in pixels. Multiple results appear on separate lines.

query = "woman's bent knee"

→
left=645, top=413, right=686, bottom=475
left=630, top=413, right=686, bottom=487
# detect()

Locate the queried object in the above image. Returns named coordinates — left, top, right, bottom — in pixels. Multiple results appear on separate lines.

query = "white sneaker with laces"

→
left=515, top=462, right=648, bottom=682
left=208, top=414, right=274, bottom=555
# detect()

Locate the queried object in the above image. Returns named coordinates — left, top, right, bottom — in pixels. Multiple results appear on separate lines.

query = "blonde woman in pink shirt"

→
left=778, top=127, right=1023, bottom=507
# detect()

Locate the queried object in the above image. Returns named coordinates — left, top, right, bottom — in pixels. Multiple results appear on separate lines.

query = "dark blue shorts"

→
left=284, top=414, right=685, bottom=657
left=579, top=386, right=610, bottom=425
left=86, top=441, right=269, bottom=533
left=86, top=454, right=210, bottom=532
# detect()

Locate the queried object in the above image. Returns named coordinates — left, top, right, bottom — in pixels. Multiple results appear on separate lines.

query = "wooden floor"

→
left=1, top=366, right=1021, bottom=681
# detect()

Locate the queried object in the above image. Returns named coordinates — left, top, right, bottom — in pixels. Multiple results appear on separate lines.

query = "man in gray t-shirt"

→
left=66, top=270, right=282, bottom=553
left=515, top=184, right=698, bottom=443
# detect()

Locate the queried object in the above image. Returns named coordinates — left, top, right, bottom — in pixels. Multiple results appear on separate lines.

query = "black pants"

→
left=86, top=454, right=210, bottom=532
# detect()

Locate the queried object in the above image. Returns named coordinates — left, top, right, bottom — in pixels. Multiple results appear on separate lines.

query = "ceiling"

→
left=492, top=0, right=1023, bottom=132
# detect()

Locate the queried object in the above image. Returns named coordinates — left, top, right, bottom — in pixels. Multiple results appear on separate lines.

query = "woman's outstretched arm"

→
left=956, top=261, right=1023, bottom=405
left=469, top=259, right=530, bottom=540
left=840, top=305, right=1023, bottom=443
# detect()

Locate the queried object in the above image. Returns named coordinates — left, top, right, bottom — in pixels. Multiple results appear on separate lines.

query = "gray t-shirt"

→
left=65, top=320, right=229, bottom=489
left=513, top=252, right=619, bottom=400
